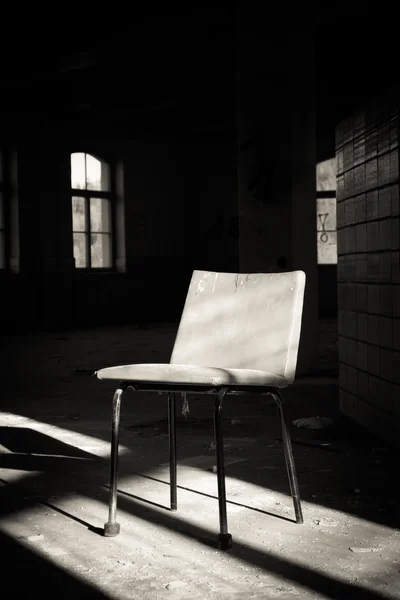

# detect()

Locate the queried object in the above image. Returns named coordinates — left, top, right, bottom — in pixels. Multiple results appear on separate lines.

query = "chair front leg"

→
left=168, top=392, right=177, bottom=511
left=213, top=387, right=232, bottom=550
left=104, top=384, right=127, bottom=536
left=271, top=390, right=303, bottom=524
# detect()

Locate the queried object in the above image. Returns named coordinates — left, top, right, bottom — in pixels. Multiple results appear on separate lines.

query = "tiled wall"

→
left=336, top=86, right=400, bottom=446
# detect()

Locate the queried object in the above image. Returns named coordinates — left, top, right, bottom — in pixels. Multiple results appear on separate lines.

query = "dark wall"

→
left=318, top=265, right=338, bottom=317
left=1, top=124, right=239, bottom=331
left=337, top=85, right=400, bottom=446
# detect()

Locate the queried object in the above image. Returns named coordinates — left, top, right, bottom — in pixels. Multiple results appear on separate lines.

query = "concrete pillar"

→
left=15, top=125, right=75, bottom=328
left=17, top=126, right=74, bottom=273
left=237, top=12, right=318, bottom=374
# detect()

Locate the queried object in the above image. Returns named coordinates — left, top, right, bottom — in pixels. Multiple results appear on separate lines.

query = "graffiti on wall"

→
left=317, top=197, right=337, bottom=264
left=203, top=215, right=239, bottom=241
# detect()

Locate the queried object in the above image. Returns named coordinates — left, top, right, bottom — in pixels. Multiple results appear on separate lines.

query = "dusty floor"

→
left=0, top=320, right=399, bottom=599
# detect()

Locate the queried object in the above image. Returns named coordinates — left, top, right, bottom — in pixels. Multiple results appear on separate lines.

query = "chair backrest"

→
left=170, top=270, right=306, bottom=384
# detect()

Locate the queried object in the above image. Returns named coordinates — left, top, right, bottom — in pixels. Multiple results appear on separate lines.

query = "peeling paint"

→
left=233, top=273, right=263, bottom=290
left=212, top=273, right=218, bottom=293
left=195, top=272, right=213, bottom=294
left=196, top=279, right=205, bottom=295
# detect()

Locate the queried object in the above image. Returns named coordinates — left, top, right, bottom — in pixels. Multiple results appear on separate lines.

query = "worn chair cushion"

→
left=96, top=363, right=287, bottom=388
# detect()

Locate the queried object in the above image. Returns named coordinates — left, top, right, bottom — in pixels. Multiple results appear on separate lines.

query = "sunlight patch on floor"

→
left=0, top=412, right=130, bottom=458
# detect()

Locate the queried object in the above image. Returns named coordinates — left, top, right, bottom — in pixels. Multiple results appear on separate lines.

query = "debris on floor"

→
left=349, top=546, right=382, bottom=553
left=312, top=516, right=339, bottom=527
left=292, top=416, right=334, bottom=429
left=20, top=534, right=45, bottom=542
left=166, top=581, right=188, bottom=590
left=2, top=319, right=400, bottom=600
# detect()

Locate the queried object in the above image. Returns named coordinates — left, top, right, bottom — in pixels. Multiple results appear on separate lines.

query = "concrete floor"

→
left=0, top=320, right=399, bottom=599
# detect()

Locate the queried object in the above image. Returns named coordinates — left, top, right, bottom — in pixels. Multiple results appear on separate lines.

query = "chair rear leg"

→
left=168, top=392, right=177, bottom=511
left=104, top=384, right=127, bottom=536
left=271, top=390, right=303, bottom=524
left=213, top=388, right=232, bottom=550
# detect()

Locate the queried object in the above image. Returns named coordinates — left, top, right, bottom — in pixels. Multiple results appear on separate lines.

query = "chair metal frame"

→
left=103, top=380, right=303, bottom=551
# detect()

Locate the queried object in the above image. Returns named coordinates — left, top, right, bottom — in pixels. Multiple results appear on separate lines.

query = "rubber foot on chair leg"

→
left=217, top=533, right=232, bottom=551
left=104, top=522, right=120, bottom=537
left=170, top=503, right=177, bottom=512
left=294, top=504, right=304, bottom=524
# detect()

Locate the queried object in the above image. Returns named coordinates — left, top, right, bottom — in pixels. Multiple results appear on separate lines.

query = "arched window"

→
left=71, top=152, right=113, bottom=268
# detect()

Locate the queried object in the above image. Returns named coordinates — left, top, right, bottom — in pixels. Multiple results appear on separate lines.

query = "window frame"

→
left=70, top=152, right=117, bottom=271
left=316, top=156, right=337, bottom=265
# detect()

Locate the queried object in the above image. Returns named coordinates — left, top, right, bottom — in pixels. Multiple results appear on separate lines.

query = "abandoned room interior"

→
left=0, top=6, right=399, bottom=599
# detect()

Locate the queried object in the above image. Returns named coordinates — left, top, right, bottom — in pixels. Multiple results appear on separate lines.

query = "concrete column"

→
left=17, top=126, right=74, bottom=273
left=237, top=12, right=318, bottom=374
left=13, top=125, right=75, bottom=328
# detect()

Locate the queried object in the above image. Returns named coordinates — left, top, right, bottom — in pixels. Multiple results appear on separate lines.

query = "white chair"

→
left=96, top=269, right=306, bottom=550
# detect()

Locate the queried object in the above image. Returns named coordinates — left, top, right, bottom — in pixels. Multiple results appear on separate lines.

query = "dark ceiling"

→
left=0, top=9, right=235, bottom=135
left=0, top=10, right=398, bottom=144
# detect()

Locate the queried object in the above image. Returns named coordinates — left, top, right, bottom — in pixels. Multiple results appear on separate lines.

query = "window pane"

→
left=90, top=197, right=111, bottom=232
left=317, top=198, right=336, bottom=231
left=0, top=231, right=4, bottom=269
left=72, top=196, right=86, bottom=232
left=73, top=233, right=88, bottom=267
left=86, top=154, right=110, bottom=191
left=316, top=158, right=336, bottom=192
left=91, top=233, right=112, bottom=268
left=317, top=231, right=337, bottom=264
left=71, top=153, right=86, bottom=189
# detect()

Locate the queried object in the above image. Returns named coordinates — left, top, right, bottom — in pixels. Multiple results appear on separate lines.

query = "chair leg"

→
left=213, top=387, right=232, bottom=550
left=104, top=384, right=127, bottom=536
left=271, top=390, right=303, bottom=524
left=168, top=392, right=177, bottom=511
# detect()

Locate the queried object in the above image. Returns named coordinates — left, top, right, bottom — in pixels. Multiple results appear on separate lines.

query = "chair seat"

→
left=95, top=363, right=287, bottom=388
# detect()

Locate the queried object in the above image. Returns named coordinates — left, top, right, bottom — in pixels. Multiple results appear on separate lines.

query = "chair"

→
left=95, top=269, right=306, bottom=550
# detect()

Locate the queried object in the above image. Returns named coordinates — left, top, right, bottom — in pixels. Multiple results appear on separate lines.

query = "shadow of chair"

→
left=95, top=269, right=306, bottom=550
